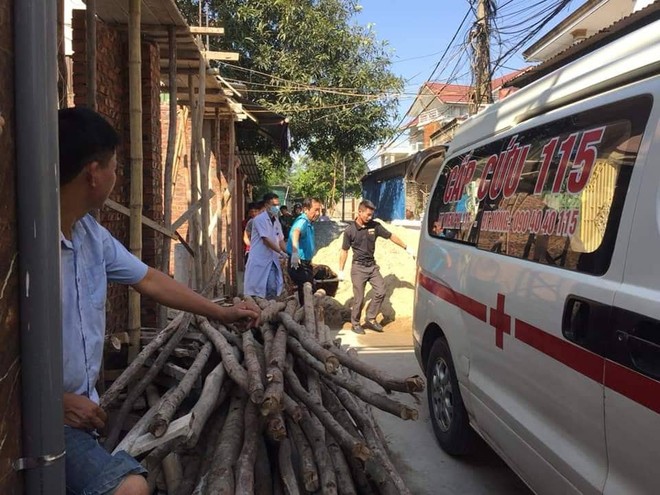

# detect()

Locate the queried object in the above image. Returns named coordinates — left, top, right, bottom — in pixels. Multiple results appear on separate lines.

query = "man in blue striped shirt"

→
left=59, top=108, right=260, bottom=495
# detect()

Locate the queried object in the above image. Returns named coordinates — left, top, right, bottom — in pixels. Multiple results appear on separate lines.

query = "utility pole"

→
left=341, top=156, right=346, bottom=222
left=469, top=0, right=493, bottom=115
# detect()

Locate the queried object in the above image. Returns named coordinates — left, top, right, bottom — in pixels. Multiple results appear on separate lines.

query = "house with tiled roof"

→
left=366, top=69, right=523, bottom=221
left=405, top=69, right=524, bottom=153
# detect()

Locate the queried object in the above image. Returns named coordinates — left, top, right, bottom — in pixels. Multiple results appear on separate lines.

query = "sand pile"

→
left=312, top=220, right=420, bottom=328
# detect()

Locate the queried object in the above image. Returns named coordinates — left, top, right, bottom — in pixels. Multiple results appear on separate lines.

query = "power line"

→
left=218, top=62, right=381, bottom=95
left=365, top=6, right=475, bottom=164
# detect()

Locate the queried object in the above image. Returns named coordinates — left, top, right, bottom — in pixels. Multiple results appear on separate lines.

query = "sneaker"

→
left=351, top=324, right=365, bottom=335
left=364, top=319, right=384, bottom=332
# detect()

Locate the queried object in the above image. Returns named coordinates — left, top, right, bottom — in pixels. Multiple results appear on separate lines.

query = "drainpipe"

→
left=14, top=0, right=65, bottom=493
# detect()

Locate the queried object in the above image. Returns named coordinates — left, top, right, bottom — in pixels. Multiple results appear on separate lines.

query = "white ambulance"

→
left=413, top=16, right=660, bottom=495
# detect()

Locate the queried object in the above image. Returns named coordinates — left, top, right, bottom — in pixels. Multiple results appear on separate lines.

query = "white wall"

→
left=634, top=0, right=655, bottom=11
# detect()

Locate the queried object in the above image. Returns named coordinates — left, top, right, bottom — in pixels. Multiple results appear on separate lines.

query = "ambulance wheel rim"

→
left=431, top=357, right=453, bottom=432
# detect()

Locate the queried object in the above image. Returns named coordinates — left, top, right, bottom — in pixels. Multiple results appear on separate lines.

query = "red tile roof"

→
left=424, top=82, right=471, bottom=103
left=491, top=69, right=527, bottom=88
left=424, top=69, right=526, bottom=103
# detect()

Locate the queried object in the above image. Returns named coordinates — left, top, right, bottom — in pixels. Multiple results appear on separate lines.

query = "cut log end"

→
left=352, top=443, right=372, bottom=462
left=405, top=375, right=426, bottom=393
left=325, top=356, right=340, bottom=374
left=260, top=397, right=281, bottom=417
left=401, top=407, right=419, bottom=420
left=149, top=417, right=168, bottom=439
left=250, top=390, right=265, bottom=405
left=266, top=415, right=287, bottom=442
left=304, top=472, right=320, bottom=493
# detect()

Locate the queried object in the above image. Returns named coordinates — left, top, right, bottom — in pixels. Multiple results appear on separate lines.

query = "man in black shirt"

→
left=338, top=200, right=415, bottom=334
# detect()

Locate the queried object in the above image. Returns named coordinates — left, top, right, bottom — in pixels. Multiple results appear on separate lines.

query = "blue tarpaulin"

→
left=363, top=176, right=405, bottom=222
left=361, top=146, right=446, bottom=222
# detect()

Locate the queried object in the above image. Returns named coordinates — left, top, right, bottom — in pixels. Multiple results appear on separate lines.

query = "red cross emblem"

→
left=489, top=293, right=511, bottom=349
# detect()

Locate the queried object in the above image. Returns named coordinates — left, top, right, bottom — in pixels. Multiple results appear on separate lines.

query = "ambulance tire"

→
left=426, top=337, right=475, bottom=456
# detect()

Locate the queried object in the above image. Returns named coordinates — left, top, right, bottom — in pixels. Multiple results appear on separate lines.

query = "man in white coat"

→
left=244, top=192, right=288, bottom=298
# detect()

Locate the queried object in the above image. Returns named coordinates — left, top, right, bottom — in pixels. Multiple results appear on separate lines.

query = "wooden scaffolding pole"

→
left=199, top=107, right=211, bottom=285
left=127, top=0, right=143, bottom=362
left=195, top=52, right=207, bottom=286
left=188, top=74, right=203, bottom=289
left=159, top=25, right=178, bottom=327
left=86, top=0, right=97, bottom=110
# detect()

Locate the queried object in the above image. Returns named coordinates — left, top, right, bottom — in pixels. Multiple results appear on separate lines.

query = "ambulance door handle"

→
left=562, top=297, right=591, bottom=344
left=562, top=296, right=610, bottom=355
left=615, top=328, right=660, bottom=381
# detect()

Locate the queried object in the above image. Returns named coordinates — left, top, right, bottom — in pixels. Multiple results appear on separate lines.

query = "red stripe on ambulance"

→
left=604, top=360, right=660, bottom=415
left=417, top=272, right=487, bottom=322
left=514, top=319, right=604, bottom=383
left=418, top=270, right=660, bottom=415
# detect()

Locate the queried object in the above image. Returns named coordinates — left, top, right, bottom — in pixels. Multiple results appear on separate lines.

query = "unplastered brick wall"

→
left=164, top=105, right=192, bottom=278
left=215, top=117, right=236, bottom=288
left=162, top=105, right=233, bottom=291
left=423, top=121, right=441, bottom=148
left=72, top=10, right=163, bottom=332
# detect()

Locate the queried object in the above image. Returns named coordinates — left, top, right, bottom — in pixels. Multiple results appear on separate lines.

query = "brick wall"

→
left=72, top=10, right=162, bottom=331
left=0, top=0, right=22, bottom=492
left=423, top=121, right=441, bottom=148
left=215, top=117, right=237, bottom=289
left=162, top=104, right=237, bottom=293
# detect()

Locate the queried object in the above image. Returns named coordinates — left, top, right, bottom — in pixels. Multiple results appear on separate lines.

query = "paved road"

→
left=335, top=321, right=532, bottom=495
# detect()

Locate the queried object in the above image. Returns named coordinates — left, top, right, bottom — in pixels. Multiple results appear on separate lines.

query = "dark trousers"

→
left=288, top=260, right=314, bottom=305
left=350, top=262, right=385, bottom=326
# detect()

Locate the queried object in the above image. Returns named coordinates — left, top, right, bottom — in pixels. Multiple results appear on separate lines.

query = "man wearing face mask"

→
left=244, top=192, right=288, bottom=299
left=286, top=198, right=323, bottom=304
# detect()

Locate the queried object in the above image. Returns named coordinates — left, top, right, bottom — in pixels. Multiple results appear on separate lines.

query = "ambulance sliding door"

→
left=604, top=87, right=660, bottom=495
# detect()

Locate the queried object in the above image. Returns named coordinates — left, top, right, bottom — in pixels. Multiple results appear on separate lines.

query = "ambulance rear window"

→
left=427, top=95, right=652, bottom=275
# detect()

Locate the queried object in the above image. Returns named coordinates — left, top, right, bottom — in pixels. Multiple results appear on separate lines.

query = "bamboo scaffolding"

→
left=160, top=24, right=178, bottom=327
left=127, top=0, right=143, bottom=362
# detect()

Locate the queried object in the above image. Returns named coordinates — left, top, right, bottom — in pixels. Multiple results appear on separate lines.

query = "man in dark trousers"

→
left=287, top=197, right=322, bottom=304
left=338, top=200, right=415, bottom=334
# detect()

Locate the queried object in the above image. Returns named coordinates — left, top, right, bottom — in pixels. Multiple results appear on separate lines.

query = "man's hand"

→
left=225, top=300, right=261, bottom=328
left=406, top=246, right=416, bottom=259
left=63, top=393, right=107, bottom=431
left=278, top=250, right=289, bottom=260
left=291, top=252, right=300, bottom=269
left=337, top=270, right=345, bottom=281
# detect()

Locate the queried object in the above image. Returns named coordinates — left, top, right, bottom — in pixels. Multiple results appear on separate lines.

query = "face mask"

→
left=269, top=205, right=280, bottom=216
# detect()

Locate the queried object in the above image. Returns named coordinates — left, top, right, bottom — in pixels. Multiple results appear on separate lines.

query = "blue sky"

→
left=356, top=0, right=482, bottom=120
left=354, top=0, right=579, bottom=164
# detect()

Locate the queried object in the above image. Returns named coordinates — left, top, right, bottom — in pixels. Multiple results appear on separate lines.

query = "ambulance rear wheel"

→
left=426, top=337, right=475, bottom=455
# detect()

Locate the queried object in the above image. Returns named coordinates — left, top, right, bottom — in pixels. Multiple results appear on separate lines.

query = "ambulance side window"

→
left=427, top=95, right=652, bottom=275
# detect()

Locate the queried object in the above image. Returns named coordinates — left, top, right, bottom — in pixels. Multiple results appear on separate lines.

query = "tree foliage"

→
left=289, top=152, right=365, bottom=210
left=177, top=0, right=403, bottom=164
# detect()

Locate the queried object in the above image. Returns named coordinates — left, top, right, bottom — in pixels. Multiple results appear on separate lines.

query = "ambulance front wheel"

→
left=426, top=337, right=475, bottom=455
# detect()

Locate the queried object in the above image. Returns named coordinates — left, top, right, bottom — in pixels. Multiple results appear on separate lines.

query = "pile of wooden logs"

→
left=100, top=282, right=425, bottom=495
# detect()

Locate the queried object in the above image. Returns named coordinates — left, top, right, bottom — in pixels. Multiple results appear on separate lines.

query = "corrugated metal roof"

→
left=237, top=151, right=262, bottom=185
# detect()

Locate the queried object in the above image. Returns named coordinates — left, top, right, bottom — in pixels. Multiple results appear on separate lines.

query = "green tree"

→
left=177, top=0, right=402, bottom=180
left=290, top=152, right=365, bottom=211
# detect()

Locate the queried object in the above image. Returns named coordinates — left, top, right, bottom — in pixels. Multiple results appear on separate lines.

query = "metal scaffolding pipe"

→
left=14, top=0, right=65, bottom=492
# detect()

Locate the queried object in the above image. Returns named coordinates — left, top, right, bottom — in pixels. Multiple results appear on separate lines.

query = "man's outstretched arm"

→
left=133, top=267, right=260, bottom=326
left=389, top=233, right=416, bottom=257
